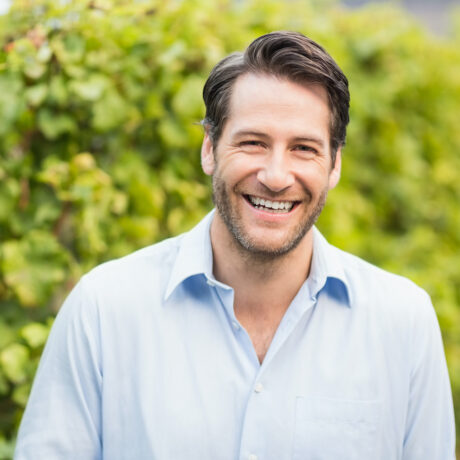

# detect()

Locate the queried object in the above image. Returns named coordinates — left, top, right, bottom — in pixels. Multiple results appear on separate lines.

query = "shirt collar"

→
left=308, top=227, right=353, bottom=306
left=165, top=210, right=352, bottom=306
left=164, top=210, right=216, bottom=300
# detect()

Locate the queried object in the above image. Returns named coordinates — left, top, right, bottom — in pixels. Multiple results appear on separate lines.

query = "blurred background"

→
left=344, top=0, right=459, bottom=34
left=0, top=0, right=459, bottom=457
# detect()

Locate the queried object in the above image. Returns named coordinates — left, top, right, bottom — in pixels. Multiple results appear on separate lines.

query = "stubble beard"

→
left=212, top=172, right=328, bottom=262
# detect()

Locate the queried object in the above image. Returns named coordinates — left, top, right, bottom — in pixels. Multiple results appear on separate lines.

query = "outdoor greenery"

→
left=0, top=0, right=459, bottom=456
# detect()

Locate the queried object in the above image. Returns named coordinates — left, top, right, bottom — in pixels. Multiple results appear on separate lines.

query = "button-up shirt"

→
left=15, top=211, right=455, bottom=459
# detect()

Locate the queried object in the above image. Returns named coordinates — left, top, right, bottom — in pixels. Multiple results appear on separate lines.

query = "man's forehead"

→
left=223, top=73, right=331, bottom=141
left=229, top=72, right=328, bottom=101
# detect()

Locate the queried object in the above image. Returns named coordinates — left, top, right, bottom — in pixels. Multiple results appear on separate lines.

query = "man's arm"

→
left=403, top=290, right=456, bottom=459
left=15, top=278, right=102, bottom=460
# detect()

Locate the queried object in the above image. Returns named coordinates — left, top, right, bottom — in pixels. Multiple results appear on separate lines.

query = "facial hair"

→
left=212, top=171, right=328, bottom=261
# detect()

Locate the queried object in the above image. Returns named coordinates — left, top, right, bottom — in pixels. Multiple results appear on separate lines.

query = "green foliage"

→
left=0, top=0, right=459, bottom=453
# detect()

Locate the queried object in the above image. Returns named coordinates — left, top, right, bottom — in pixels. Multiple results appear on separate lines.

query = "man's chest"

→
left=97, top=292, right=408, bottom=460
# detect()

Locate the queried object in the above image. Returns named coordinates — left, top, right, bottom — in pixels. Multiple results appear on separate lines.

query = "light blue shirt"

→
left=15, top=211, right=455, bottom=460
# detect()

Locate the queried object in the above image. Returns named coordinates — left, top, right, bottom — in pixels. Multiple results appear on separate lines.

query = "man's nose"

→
left=256, top=149, right=295, bottom=192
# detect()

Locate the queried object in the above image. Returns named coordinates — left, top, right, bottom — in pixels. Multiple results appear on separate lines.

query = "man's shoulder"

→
left=83, top=233, right=183, bottom=293
left=330, top=243, right=432, bottom=315
left=336, top=245, right=418, bottom=287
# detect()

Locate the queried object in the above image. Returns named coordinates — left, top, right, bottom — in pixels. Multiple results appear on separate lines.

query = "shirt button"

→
left=232, top=320, right=239, bottom=329
left=254, top=383, right=264, bottom=393
left=248, top=455, right=258, bottom=460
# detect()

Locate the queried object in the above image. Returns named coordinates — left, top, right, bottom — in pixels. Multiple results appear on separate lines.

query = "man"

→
left=15, top=31, right=455, bottom=459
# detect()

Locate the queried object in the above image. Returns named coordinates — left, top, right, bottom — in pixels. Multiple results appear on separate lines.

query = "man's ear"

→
left=201, top=132, right=215, bottom=176
left=328, top=147, right=342, bottom=190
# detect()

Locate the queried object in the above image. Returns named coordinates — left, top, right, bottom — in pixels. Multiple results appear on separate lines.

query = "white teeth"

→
left=248, top=195, right=294, bottom=212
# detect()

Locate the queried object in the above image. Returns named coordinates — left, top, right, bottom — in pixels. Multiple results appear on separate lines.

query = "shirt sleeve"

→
left=402, top=289, right=456, bottom=460
left=14, top=277, right=102, bottom=460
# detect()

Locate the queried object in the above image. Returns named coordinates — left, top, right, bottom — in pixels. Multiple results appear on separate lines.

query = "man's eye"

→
left=241, top=141, right=263, bottom=146
left=296, top=145, right=317, bottom=154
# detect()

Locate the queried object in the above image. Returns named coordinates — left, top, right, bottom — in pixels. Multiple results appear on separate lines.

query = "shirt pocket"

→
left=293, top=396, right=381, bottom=460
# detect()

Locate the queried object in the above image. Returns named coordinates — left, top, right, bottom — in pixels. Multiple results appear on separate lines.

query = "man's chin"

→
left=233, top=230, right=309, bottom=259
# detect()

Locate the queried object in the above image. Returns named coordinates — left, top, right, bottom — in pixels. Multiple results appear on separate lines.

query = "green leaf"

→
left=0, top=321, right=15, bottom=350
left=12, top=381, right=32, bottom=407
left=0, top=74, right=24, bottom=134
left=37, top=109, right=77, bottom=139
left=0, top=179, right=20, bottom=223
left=158, top=117, right=189, bottom=148
left=48, top=75, right=69, bottom=106
left=51, top=34, right=85, bottom=64
left=145, top=92, right=165, bottom=119
left=0, top=344, right=29, bottom=384
left=2, top=231, right=69, bottom=307
left=25, top=84, right=48, bottom=107
left=0, top=434, right=16, bottom=459
left=36, top=44, right=53, bottom=63
left=171, top=75, right=205, bottom=119
left=23, top=61, right=46, bottom=80
left=92, top=90, right=129, bottom=131
left=70, top=74, right=111, bottom=101
left=20, top=323, right=50, bottom=349
left=0, top=369, right=9, bottom=395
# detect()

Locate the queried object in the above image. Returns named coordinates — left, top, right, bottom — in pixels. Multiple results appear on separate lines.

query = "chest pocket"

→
left=293, top=396, right=381, bottom=460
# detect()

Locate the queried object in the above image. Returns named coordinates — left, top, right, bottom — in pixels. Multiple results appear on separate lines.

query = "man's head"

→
left=202, top=31, right=350, bottom=164
left=200, top=32, right=349, bottom=259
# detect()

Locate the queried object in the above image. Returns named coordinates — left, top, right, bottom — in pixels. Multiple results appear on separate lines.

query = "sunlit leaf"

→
left=20, top=323, right=50, bottom=349
left=0, top=344, right=29, bottom=384
left=2, top=231, right=69, bottom=307
left=37, top=109, right=77, bottom=139
left=25, top=84, right=48, bottom=106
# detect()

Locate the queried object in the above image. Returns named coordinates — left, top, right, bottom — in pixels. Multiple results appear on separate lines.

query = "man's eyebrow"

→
left=232, top=130, right=270, bottom=139
left=292, top=136, right=325, bottom=148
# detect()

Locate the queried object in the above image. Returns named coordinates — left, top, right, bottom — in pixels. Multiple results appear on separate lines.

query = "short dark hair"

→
left=202, top=31, right=350, bottom=163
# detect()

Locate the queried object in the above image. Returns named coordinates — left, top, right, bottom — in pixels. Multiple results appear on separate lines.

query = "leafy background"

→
left=0, top=0, right=459, bottom=457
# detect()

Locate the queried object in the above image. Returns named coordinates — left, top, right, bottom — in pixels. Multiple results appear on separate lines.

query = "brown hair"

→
left=202, top=31, right=350, bottom=163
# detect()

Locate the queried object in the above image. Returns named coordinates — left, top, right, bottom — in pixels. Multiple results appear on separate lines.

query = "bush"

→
left=0, top=0, right=459, bottom=454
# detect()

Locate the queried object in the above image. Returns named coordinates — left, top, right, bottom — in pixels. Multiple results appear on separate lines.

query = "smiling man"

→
left=16, top=32, right=455, bottom=459
left=201, top=71, right=341, bottom=364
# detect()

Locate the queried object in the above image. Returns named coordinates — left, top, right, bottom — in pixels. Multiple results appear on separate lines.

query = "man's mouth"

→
left=244, top=194, right=298, bottom=213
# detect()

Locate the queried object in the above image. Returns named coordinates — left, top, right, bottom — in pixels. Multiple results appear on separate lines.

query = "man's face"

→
left=201, top=73, right=341, bottom=258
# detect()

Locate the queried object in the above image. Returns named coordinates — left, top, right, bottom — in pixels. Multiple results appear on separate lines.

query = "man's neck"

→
left=209, top=214, right=314, bottom=363
left=209, top=214, right=313, bottom=313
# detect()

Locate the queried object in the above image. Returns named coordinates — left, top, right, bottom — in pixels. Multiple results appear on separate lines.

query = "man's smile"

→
left=244, top=194, right=299, bottom=213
